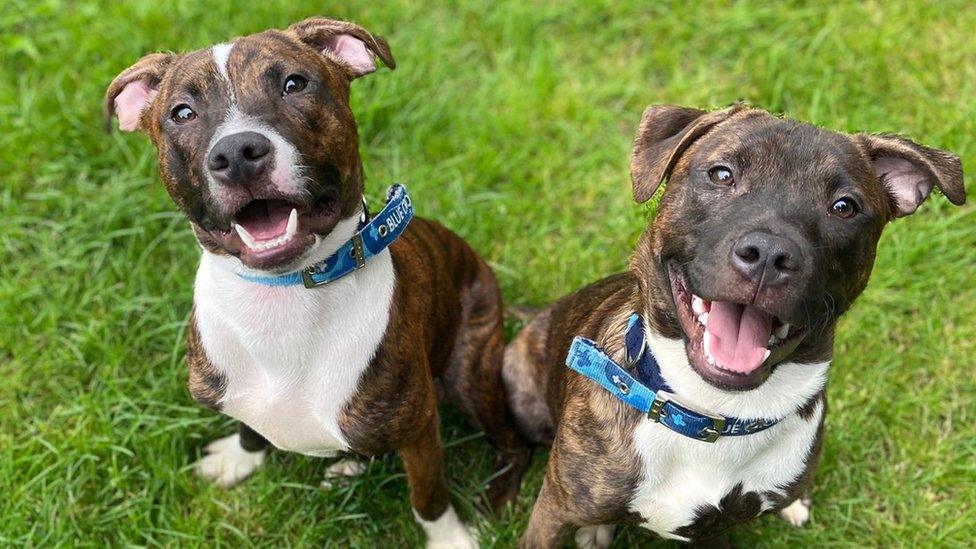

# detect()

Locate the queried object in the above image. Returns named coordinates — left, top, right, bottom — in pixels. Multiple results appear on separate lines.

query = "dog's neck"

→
left=193, top=201, right=395, bottom=346
left=640, top=329, right=828, bottom=421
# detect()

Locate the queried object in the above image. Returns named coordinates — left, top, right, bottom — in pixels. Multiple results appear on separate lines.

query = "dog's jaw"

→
left=665, top=262, right=809, bottom=391
left=643, top=329, right=829, bottom=421
left=207, top=204, right=364, bottom=278
left=633, top=245, right=830, bottom=416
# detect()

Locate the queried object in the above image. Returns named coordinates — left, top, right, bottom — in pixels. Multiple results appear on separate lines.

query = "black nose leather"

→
left=731, top=231, right=802, bottom=286
left=208, top=131, right=272, bottom=185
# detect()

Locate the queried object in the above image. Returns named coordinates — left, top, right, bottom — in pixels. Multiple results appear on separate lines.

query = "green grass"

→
left=2, top=0, right=974, bottom=546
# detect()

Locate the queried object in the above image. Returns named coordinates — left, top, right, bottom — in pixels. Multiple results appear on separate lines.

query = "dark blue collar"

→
left=237, top=184, right=413, bottom=288
left=566, top=314, right=781, bottom=443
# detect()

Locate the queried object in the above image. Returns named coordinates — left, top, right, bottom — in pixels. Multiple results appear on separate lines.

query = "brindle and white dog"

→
left=104, top=17, right=528, bottom=547
left=504, top=104, right=966, bottom=547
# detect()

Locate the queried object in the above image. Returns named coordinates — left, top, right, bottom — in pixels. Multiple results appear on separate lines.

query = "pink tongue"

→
left=706, top=302, right=772, bottom=374
left=236, top=201, right=292, bottom=240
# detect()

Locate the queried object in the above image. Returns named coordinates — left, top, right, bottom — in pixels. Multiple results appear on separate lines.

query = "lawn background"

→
left=2, top=0, right=974, bottom=546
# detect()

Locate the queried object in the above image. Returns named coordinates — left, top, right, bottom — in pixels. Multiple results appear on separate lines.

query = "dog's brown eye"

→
left=830, top=197, right=859, bottom=218
left=708, top=166, right=734, bottom=186
left=283, top=75, right=308, bottom=96
left=170, top=104, right=196, bottom=124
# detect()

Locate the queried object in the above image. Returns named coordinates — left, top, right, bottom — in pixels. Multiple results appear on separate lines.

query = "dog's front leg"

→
left=520, top=477, right=574, bottom=548
left=196, top=422, right=268, bottom=487
left=402, top=414, right=477, bottom=549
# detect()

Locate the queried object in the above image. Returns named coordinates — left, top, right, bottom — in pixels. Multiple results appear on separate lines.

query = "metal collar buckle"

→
left=301, top=234, right=367, bottom=288
left=301, top=199, right=371, bottom=289
left=647, top=390, right=727, bottom=443
left=350, top=233, right=366, bottom=269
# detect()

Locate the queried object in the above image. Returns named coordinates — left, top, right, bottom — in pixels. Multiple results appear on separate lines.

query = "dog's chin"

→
left=666, top=263, right=807, bottom=391
left=209, top=194, right=342, bottom=272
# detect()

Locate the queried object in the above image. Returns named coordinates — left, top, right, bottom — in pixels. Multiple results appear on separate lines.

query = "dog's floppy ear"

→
left=630, top=104, right=744, bottom=203
left=854, top=134, right=965, bottom=218
left=287, top=17, right=395, bottom=79
left=104, top=53, right=176, bottom=132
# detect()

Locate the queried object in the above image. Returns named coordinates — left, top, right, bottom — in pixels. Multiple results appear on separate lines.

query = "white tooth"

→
left=285, top=208, right=298, bottom=240
left=763, top=349, right=771, bottom=363
left=698, top=312, right=709, bottom=326
left=692, top=296, right=705, bottom=315
left=768, top=335, right=778, bottom=346
left=776, top=323, right=790, bottom=340
left=234, top=223, right=257, bottom=250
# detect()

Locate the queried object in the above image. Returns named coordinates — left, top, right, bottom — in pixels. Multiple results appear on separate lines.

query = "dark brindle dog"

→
left=104, top=17, right=528, bottom=547
left=504, top=104, right=965, bottom=547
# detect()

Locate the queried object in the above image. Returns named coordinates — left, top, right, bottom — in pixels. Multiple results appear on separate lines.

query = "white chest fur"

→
left=629, top=331, right=827, bottom=540
left=192, top=241, right=395, bottom=457
left=630, top=403, right=822, bottom=540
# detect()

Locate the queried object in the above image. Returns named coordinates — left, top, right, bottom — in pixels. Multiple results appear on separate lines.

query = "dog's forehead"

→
left=220, top=31, right=313, bottom=74
left=157, top=49, right=222, bottom=96
left=695, top=113, right=871, bottom=182
left=720, top=116, right=850, bottom=162
left=159, top=30, right=314, bottom=98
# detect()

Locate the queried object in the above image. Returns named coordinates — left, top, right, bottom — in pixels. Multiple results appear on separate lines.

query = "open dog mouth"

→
left=215, top=192, right=341, bottom=270
left=668, top=263, right=807, bottom=390
left=233, top=200, right=302, bottom=252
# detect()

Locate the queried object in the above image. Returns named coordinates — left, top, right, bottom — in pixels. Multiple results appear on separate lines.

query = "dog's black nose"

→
left=208, top=131, right=273, bottom=185
left=731, top=231, right=801, bottom=286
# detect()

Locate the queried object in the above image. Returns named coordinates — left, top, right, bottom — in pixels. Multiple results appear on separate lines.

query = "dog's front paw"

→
left=320, top=457, right=366, bottom=489
left=575, top=524, right=615, bottom=549
left=195, top=433, right=266, bottom=487
left=414, top=506, right=478, bottom=549
left=779, top=497, right=812, bottom=527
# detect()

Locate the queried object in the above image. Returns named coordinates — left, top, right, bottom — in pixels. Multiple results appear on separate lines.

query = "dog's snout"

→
left=208, top=131, right=273, bottom=185
left=731, top=231, right=802, bottom=287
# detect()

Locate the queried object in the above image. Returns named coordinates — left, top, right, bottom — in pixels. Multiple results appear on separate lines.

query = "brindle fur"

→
left=106, top=17, right=528, bottom=517
left=337, top=218, right=530, bottom=513
left=185, top=309, right=226, bottom=411
left=509, top=105, right=964, bottom=546
left=514, top=275, right=648, bottom=546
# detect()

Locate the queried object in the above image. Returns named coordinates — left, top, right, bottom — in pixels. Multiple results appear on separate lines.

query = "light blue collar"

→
left=566, top=314, right=782, bottom=443
left=237, top=184, right=413, bottom=288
